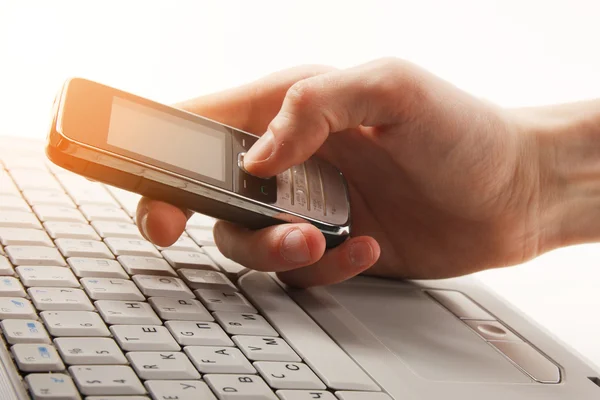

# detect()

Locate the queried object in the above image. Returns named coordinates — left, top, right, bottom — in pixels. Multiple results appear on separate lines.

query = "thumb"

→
left=242, top=58, right=424, bottom=177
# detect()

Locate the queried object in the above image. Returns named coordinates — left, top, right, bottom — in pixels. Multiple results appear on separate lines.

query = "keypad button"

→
left=111, top=325, right=180, bottom=351
left=96, top=300, right=161, bottom=325
left=1, top=319, right=51, bottom=344
left=127, top=351, right=200, bottom=380
left=69, top=365, right=146, bottom=396
left=165, top=320, right=233, bottom=346
left=25, top=373, right=80, bottom=400
left=41, top=311, right=110, bottom=337
left=234, top=335, right=301, bottom=362
left=81, top=277, right=145, bottom=301
left=195, top=289, right=257, bottom=313
left=255, top=362, right=326, bottom=390
left=204, top=374, right=278, bottom=400
left=148, top=296, right=213, bottom=322
left=145, top=380, right=216, bottom=400
left=54, top=337, right=127, bottom=365
left=28, top=287, right=94, bottom=311
left=184, top=345, right=256, bottom=374
left=67, top=258, right=128, bottom=279
left=12, top=343, right=65, bottom=372
left=214, top=311, right=278, bottom=336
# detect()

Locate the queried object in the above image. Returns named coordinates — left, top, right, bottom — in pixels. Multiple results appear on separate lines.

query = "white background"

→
left=1, top=0, right=599, bottom=370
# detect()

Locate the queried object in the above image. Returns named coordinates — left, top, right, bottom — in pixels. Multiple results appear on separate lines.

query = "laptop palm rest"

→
left=282, top=275, right=533, bottom=397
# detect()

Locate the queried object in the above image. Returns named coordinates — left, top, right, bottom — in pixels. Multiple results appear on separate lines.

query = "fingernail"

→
left=349, top=241, right=374, bottom=267
left=140, top=213, right=150, bottom=241
left=245, top=130, right=274, bottom=165
left=280, top=228, right=311, bottom=264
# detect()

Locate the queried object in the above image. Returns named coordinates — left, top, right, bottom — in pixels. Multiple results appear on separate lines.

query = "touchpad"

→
left=286, top=277, right=530, bottom=384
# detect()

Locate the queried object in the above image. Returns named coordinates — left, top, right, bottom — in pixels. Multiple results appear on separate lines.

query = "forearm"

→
left=525, top=99, right=600, bottom=250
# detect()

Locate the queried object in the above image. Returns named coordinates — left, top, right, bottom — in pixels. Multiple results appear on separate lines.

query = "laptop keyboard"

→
left=0, top=137, right=385, bottom=400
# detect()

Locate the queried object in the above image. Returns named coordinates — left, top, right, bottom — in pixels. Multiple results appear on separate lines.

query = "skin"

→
left=135, top=58, right=600, bottom=288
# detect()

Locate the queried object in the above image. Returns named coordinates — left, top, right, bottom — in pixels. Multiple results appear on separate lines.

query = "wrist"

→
left=522, top=99, right=600, bottom=251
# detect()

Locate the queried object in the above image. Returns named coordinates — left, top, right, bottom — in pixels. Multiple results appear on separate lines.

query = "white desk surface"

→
left=1, top=0, right=599, bottom=370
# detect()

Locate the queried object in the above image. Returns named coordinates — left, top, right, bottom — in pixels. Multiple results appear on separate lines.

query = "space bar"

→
left=238, top=271, right=380, bottom=391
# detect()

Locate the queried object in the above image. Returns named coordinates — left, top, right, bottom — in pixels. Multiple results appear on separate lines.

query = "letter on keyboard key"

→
left=54, top=337, right=127, bottom=365
left=96, top=300, right=161, bottom=325
left=81, top=277, right=145, bottom=301
left=148, top=296, right=213, bottom=321
left=1, top=319, right=50, bottom=344
left=195, top=289, right=257, bottom=313
left=25, top=373, right=80, bottom=400
left=69, top=365, right=146, bottom=396
left=238, top=272, right=380, bottom=391
left=204, top=374, right=278, bottom=400
left=255, top=362, right=326, bottom=390
left=184, top=346, right=256, bottom=374
left=11, top=343, right=65, bottom=372
left=0, top=211, right=41, bottom=229
left=16, top=266, right=79, bottom=287
left=127, top=351, right=200, bottom=380
left=41, top=311, right=110, bottom=337
left=111, top=325, right=180, bottom=351
left=67, top=257, right=128, bottom=279
left=335, top=392, right=393, bottom=400
left=276, top=391, right=336, bottom=400
left=0, top=297, right=36, bottom=319
left=165, top=321, right=233, bottom=346
left=233, top=336, right=301, bottom=362
left=28, top=287, right=94, bottom=311
left=132, top=275, right=195, bottom=298
left=145, top=380, right=216, bottom=400
left=5, top=245, right=66, bottom=266
left=214, top=312, right=278, bottom=336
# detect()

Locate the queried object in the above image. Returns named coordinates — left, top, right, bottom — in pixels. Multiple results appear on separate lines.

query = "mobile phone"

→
left=45, top=78, right=351, bottom=248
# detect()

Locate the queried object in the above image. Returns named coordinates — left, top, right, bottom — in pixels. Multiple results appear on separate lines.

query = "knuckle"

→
left=286, top=79, right=319, bottom=110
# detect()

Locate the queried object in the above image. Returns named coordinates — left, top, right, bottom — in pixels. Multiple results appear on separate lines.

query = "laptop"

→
left=0, top=134, right=599, bottom=400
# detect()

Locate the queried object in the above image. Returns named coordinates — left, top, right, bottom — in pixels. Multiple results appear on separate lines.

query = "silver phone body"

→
left=45, top=78, right=351, bottom=247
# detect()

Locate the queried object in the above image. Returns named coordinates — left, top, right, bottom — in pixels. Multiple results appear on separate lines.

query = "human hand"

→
left=137, top=58, right=574, bottom=287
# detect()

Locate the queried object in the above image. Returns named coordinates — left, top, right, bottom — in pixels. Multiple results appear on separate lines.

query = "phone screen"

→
left=106, top=96, right=227, bottom=182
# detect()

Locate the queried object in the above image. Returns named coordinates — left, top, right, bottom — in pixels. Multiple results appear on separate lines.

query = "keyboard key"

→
left=148, top=296, right=213, bottom=321
left=127, top=351, right=200, bottom=380
left=145, top=380, right=216, bottom=400
left=0, top=172, right=19, bottom=196
left=96, top=300, right=161, bottom=325
left=165, top=320, right=233, bottom=346
left=178, top=268, right=237, bottom=291
left=22, top=189, right=75, bottom=207
left=41, top=311, right=110, bottom=337
left=25, top=373, right=80, bottom=400
left=0, top=276, right=26, bottom=296
left=118, top=256, right=176, bottom=276
left=87, top=397, right=149, bottom=400
left=0, top=255, right=14, bottom=275
left=91, top=221, right=143, bottom=239
left=186, top=228, right=215, bottom=246
left=239, top=272, right=379, bottom=391
left=196, top=289, right=257, bottom=313
left=0, top=211, right=42, bottom=229
left=111, top=325, right=180, bottom=351
left=81, top=277, right=144, bottom=301
left=12, top=343, right=65, bottom=372
left=105, top=186, right=141, bottom=217
left=0, top=195, right=30, bottom=211
left=0, top=227, right=53, bottom=246
left=67, top=257, right=128, bottom=279
left=205, top=374, right=277, bottom=400
left=5, top=245, right=66, bottom=266
left=0, top=319, right=51, bottom=344
left=28, top=287, right=94, bottom=311
left=58, top=179, right=117, bottom=207
left=55, top=238, right=114, bottom=259
left=105, top=238, right=161, bottom=258
left=32, top=205, right=86, bottom=223
left=54, top=337, right=127, bottom=365
left=16, top=266, right=79, bottom=287
left=276, top=391, right=335, bottom=400
left=0, top=297, right=36, bottom=319
left=10, top=170, right=62, bottom=191
left=234, top=336, right=300, bottom=362
left=335, top=393, right=393, bottom=400
left=186, top=213, right=215, bottom=229
left=184, top=346, right=256, bottom=374
left=1, top=156, right=48, bottom=171
left=157, top=236, right=201, bottom=252
left=80, top=205, right=131, bottom=223
left=69, top=365, right=146, bottom=396
left=162, top=250, right=218, bottom=270
left=201, top=246, right=247, bottom=278
left=132, top=275, right=195, bottom=298
left=215, top=312, right=278, bottom=336
left=44, top=221, right=100, bottom=240
left=255, top=362, right=325, bottom=390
